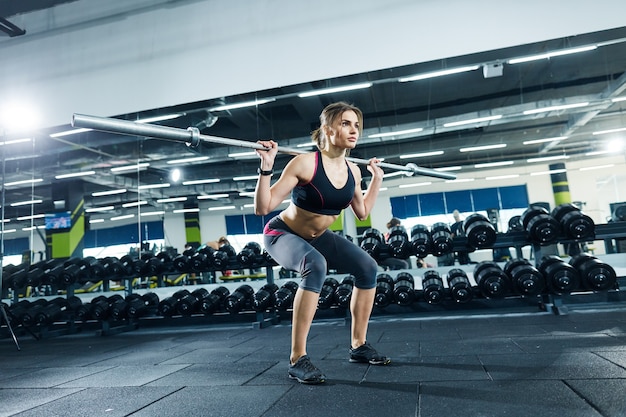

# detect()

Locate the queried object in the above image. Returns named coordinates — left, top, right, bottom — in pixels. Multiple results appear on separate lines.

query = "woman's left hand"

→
left=367, top=158, right=384, bottom=179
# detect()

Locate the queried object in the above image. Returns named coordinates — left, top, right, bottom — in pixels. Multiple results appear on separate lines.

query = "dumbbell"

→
left=200, top=286, right=230, bottom=314
left=360, top=228, right=385, bottom=260
left=9, top=266, right=29, bottom=289
left=318, top=277, right=340, bottom=309
left=101, top=256, right=124, bottom=280
left=430, top=222, right=454, bottom=257
left=508, top=215, right=523, bottom=232
left=237, top=242, right=263, bottom=267
left=119, top=255, right=141, bottom=277
left=410, top=224, right=432, bottom=258
left=503, top=258, right=545, bottom=296
left=334, top=275, right=356, bottom=308
left=157, top=289, right=190, bottom=317
left=274, top=281, right=300, bottom=311
left=225, top=284, right=255, bottom=313
left=612, top=205, right=626, bottom=222
left=60, top=258, right=91, bottom=286
left=422, top=270, right=445, bottom=304
left=520, top=206, right=560, bottom=244
left=537, top=255, right=580, bottom=294
left=127, top=292, right=160, bottom=318
left=446, top=268, right=473, bottom=303
left=252, top=283, right=279, bottom=311
left=374, top=273, right=394, bottom=308
left=551, top=203, right=595, bottom=240
left=91, top=294, right=125, bottom=320
left=175, top=288, right=210, bottom=316
left=188, top=247, right=214, bottom=272
left=463, top=213, right=497, bottom=249
left=81, top=256, right=106, bottom=281
left=387, top=226, right=411, bottom=259
left=26, top=260, right=55, bottom=287
left=569, top=253, right=616, bottom=291
left=35, top=296, right=83, bottom=325
left=473, top=261, right=510, bottom=298
left=19, top=298, right=51, bottom=326
left=393, top=272, right=415, bottom=306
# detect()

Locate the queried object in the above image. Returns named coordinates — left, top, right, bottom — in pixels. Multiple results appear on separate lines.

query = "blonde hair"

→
left=311, top=101, right=363, bottom=151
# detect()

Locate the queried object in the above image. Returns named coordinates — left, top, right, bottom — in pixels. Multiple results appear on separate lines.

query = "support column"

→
left=183, top=203, right=201, bottom=248
left=549, top=162, right=571, bottom=206
left=46, top=181, right=85, bottom=259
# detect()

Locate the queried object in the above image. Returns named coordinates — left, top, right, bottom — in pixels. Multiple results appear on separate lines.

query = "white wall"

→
left=1, top=0, right=624, bottom=130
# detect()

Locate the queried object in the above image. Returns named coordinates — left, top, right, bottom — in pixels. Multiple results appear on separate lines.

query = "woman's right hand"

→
left=256, top=140, right=278, bottom=169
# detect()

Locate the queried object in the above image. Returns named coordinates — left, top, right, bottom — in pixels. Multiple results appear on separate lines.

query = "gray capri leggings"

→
left=263, top=216, right=378, bottom=293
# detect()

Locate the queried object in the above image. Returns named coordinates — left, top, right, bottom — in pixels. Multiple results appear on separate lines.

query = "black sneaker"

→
left=349, top=342, right=391, bottom=365
left=288, top=355, right=326, bottom=384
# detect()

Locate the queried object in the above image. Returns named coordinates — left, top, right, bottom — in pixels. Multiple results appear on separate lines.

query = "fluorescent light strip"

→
left=122, top=201, right=148, bottom=208
left=0, top=229, right=17, bottom=234
left=243, top=203, right=255, bottom=208
left=239, top=192, right=255, bottom=197
left=156, top=197, right=188, bottom=203
left=209, top=98, right=275, bottom=111
left=136, top=113, right=183, bottom=123
left=0, top=138, right=31, bottom=146
left=182, top=178, right=220, bottom=185
left=592, top=127, right=626, bottom=136
left=10, top=199, right=43, bottom=207
left=138, top=183, right=170, bottom=189
left=85, top=206, right=115, bottom=213
left=228, top=151, right=257, bottom=158
left=399, top=182, right=432, bottom=188
left=22, top=225, right=45, bottom=231
left=486, top=174, right=520, bottom=180
left=111, top=163, right=150, bottom=172
left=111, top=214, right=135, bottom=221
left=399, top=150, right=444, bottom=159
left=17, top=214, right=45, bottom=221
left=585, top=150, right=612, bottom=156
left=173, top=208, right=199, bottom=213
left=526, top=155, right=569, bottom=163
left=1, top=219, right=10, bottom=223
left=612, top=96, right=626, bottom=102
left=208, top=205, right=237, bottom=211
left=523, top=136, right=568, bottom=145
left=5, top=178, right=43, bottom=187
left=444, top=115, right=502, bottom=128
left=296, top=143, right=315, bottom=148
left=445, top=178, right=475, bottom=183
left=92, top=189, right=126, bottom=197
left=233, top=175, right=258, bottom=181
left=298, top=83, right=372, bottom=98
left=89, top=218, right=105, bottom=224
left=398, top=65, right=480, bottom=82
left=507, top=45, right=597, bottom=64
left=55, top=170, right=96, bottom=179
left=523, top=102, right=589, bottom=115
left=530, top=169, right=567, bottom=176
left=580, top=164, right=615, bottom=171
left=50, top=128, right=92, bottom=137
left=460, top=143, right=507, bottom=152
left=383, top=171, right=406, bottom=179
left=166, top=156, right=210, bottom=164
left=474, top=161, right=514, bottom=168
left=141, top=211, right=165, bottom=217
left=197, top=194, right=230, bottom=199
left=369, top=127, right=424, bottom=138
left=437, top=166, right=463, bottom=172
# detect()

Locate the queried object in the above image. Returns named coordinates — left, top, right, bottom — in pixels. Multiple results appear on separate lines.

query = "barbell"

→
left=71, top=113, right=457, bottom=180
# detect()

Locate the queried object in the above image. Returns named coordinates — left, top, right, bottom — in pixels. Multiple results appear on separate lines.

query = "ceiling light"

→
left=243, top=203, right=255, bottom=208
left=444, top=115, right=502, bottom=128
left=111, top=163, right=149, bottom=172
left=1, top=219, right=10, bottom=223
left=607, top=139, right=624, bottom=152
left=399, top=150, right=444, bottom=159
left=138, top=183, right=170, bottom=189
left=173, top=208, right=200, bottom=213
left=460, top=144, right=507, bottom=152
left=111, top=214, right=135, bottom=221
left=141, top=211, right=165, bottom=217
left=369, top=127, right=424, bottom=138
left=85, top=206, right=115, bottom=212
left=136, top=113, right=183, bottom=123
left=5, top=178, right=43, bottom=187
left=530, top=168, right=567, bottom=176
left=383, top=171, right=406, bottom=179
left=437, top=166, right=463, bottom=172
left=50, top=128, right=92, bottom=137
left=88, top=218, right=105, bottom=224
left=0, top=229, right=16, bottom=234
left=523, top=102, right=589, bottom=115
left=233, top=175, right=258, bottom=181
left=209, top=98, right=275, bottom=111
left=22, top=225, right=45, bottom=231
left=55, top=170, right=96, bottom=179
left=526, top=155, right=570, bottom=163
left=398, top=182, right=432, bottom=188
left=612, top=96, right=626, bottom=103
left=585, top=150, right=611, bottom=156
left=523, top=136, right=568, bottom=145
left=474, top=161, right=514, bottom=168
left=507, top=45, right=597, bottom=64
left=157, top=197, right=187, bottom=203
left=17, top=214, right=45, bottom=221
left=10, top=199, right=43, bottom=207
left=0, top=137, right=31, bottom=146
left=485, top=174, right=520, bottom=180
left=580, top=164, right=615, bottom=171
left=122, top=201, right=148, bottom=208
left=298, top=83, right=372, bottom=98
left=182, top=178, right=220, bottom=185
left=228, top=151, right=257, bottom=158
left=398, top=65, right=480, bottom=82
left=238, top=191, right=255, bottom=197
left=592, top=127, right=626, bottom=136
left=445, top=178, right=475, bottom=183
left=208, top=205, right=237, bottom=211
left=166, top=156, right=210, bottom=164
left=170, top=168, right=181, bottom=183
left=296, top=143, right=315, bottom=148
left=92, top=189, right=126, bottom=197
left=198, top=194, right=230, bottom=199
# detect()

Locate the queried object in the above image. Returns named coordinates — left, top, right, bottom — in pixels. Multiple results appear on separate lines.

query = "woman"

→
left=254, top=101, right=390, bottom=385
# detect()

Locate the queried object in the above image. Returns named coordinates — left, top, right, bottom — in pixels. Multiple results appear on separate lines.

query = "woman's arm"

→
left=350, top=158, right=384, bottom=221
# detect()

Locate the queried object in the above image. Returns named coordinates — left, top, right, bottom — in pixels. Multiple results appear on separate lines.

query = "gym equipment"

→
left=252, top=283, right=279, bottom=311
left=387, top=226, right=411, bottom=259
left=35, top=296, right=83, bottom=325
left=175, top=288, right=209, bottom=316
left=91, top=294, right=124, bottom=320
left=507, top=215, right=523, bottom=232
left=318, top=277, right=339, bottom=309
left=569, top=253, right=616, bottom=291
left=430, top=222, right=454, bottom=257
left=72, top=113, right=457, bottom=180
left=274, top=281, right=299, bottom=311
left=446, top=268, right=473, bottom=303
left=410, top=224, right=432, bottom=258
left=551, top=203, right=595, bottom=240
left=360, top=228, right=385, bottom=260
left=237, top=242, right=263, bottom=267
left=463, top=213, right=497, bottom=249
left=157, top=289, right=190, bottom=317
left=473, top=261, right=510, bottom=298
left=422, top=270, right=445, bottom=304
left=537, top=256, right=580, bottom=294
left=520, top=206, right=560, bottom=244
left=127, top=292, right=160, bottom=318
left=503, top=258, right=545, bottom=296
left=334, top=275, right=355, bottom=308
left=200, top=286, right=230, bottom=314
left=225, top=284, right=255, bottom=313
left=393, top=272, right=415, bottom=306
left=374, top=273, right=394, bottom=308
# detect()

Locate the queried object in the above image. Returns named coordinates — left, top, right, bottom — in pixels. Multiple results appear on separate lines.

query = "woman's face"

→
left=326, top=110, right=360, bottom=150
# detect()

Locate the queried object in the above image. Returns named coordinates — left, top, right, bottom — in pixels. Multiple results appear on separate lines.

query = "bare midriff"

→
left=280, top=204, right=339, bottom=239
